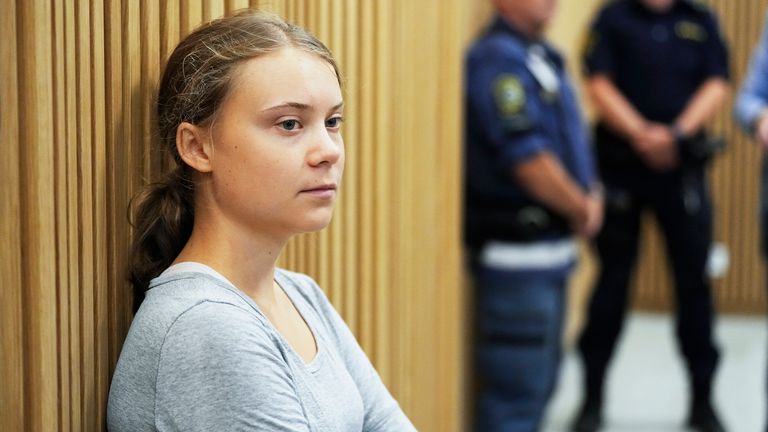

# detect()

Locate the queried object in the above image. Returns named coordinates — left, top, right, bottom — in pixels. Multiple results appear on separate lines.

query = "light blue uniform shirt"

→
left=735, top=13, right=768, bottom=131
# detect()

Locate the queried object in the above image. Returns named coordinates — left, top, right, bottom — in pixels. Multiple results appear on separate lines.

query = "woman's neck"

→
left=173, top=212, right=288, bottom=305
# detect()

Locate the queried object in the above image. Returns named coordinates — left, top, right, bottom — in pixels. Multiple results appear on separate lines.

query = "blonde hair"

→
left=129, top=10, right=340, bottom=306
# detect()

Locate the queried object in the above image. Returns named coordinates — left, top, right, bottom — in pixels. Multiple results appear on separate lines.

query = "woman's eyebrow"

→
left=262, top=101, right=344, bottom=113
left=262, top=102, right=311, bottom=112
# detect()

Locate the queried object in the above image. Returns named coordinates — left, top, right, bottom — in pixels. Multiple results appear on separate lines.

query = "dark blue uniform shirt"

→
left=464, top=16, right=595, bottom=247
left=585, top=0, right=729, bottom=123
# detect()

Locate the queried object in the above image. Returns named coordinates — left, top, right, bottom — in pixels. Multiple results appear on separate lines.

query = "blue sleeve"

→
left=735, top=12, right=768, bottom=132
left=701, top=11, right=730, bottom=80
left=583, top=8, right=614, bottom=76
left=466, top=47, right=549, bottom=168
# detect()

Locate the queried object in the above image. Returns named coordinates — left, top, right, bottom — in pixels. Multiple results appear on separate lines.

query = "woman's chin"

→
left=293, top=214, right=334, bottom=234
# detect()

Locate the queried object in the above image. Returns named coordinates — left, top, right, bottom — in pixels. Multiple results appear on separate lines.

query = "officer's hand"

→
left=572, top=190, right=603, bottom=239
left=633, top=123, right=678, bottom=171
left=756, top=114, right=768, bottom=150
left=581, top=193, right=604, bottom=239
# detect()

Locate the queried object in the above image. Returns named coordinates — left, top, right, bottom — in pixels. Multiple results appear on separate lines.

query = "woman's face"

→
left=205, top=47, right=344, bottom=238
left=495, top=0, right=558, bottom=35
left=640, top=0, right=675, bottom=13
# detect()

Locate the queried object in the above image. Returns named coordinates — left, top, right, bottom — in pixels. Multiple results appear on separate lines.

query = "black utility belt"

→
left=595, top=124, right=726, bottom=167
left=678, top=134, right=726, bottom=165
left=466, top=205, right=570, bottom=243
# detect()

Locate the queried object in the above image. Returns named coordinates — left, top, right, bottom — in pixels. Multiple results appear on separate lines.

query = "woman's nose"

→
left=307, top=127, right=343, bottom=167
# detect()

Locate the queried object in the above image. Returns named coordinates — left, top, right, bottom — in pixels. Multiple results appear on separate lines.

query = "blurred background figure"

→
left=572, top=0, right=730, bottom=431
left=734, top=10, right=768, bottom=432
left=464, top=0, right=602, bottom=430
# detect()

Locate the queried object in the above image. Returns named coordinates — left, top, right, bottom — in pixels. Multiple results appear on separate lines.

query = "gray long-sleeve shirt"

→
left=107, top=267, right=415, bottom=431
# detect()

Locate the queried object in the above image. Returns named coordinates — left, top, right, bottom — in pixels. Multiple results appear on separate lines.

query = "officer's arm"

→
left=512, top=151, right=591, bottom=233
left=673, top=78, right=729, bottom=137
left=675, top=9, right=730, bottom=136
left=587, top=74, right=646, bottom=142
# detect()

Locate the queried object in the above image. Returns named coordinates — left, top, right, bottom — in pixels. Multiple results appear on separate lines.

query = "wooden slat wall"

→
left=0, top=1, right=464, bottom=431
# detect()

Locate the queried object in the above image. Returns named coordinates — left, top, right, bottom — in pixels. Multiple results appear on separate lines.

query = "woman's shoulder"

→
left=146, top=270, right=250, bottom=307
left=275, top=268, right=334, bottom=312
left=131, top=272, right=265, bottom=342
left=276, top=268, right=348, bottom=333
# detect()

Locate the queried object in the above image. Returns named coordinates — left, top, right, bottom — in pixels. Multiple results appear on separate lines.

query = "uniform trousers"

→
left=578, top=162, right=719, bottom=405
left=473, top=263, right=567, bottom=432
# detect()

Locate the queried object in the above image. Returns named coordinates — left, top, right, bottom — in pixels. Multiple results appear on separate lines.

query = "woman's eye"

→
left=280, top=119, right=299, bottom=131
left=326, top=117, right=343, bottom=128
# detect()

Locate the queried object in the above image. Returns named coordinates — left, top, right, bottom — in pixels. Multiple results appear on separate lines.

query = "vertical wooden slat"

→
left=17, top=0, right=59, bottom=429
left=51, top=0, right=71, bottom=429
left=75, top=0, right=97, bottom=428
left=90, top=1, right=109, bottom=429
left=392, top=0, right=415, bottom=416
left=204, top=0, right=225, bottom=21
left=64, top=0, right=82, bottom=428
left=0, top=0, right=24, bottom=429
left=437, top=1, right=465, bottom=429
left=105, top=0, right=131, bottom=393
left=357, top=0, right=375, bottom=355
left=141, top=0, right=161, bottom=182
left=182, top=0, right=204, bottom=36
left=124, top=0, right=141, bottom=239
left=227, top=0, right=250, bottom=14
left=161, top=1, right=180, bottom=64
left=372, top=0, right=392, bottom=382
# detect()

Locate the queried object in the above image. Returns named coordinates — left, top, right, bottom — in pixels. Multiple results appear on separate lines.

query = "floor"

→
left=542, top=312, right=767, bottom=432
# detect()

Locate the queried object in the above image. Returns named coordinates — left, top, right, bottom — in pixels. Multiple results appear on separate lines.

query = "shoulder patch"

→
left=493, top=75, right=526, bottom=116
left=675, top=20, right=707, bottom=42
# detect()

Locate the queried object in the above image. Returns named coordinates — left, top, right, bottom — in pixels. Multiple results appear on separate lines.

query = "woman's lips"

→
left=300, top=184, right=337, bottom=198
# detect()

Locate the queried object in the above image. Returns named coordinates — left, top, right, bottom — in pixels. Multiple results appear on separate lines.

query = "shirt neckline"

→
left=157, top=263, right=325, bottom=370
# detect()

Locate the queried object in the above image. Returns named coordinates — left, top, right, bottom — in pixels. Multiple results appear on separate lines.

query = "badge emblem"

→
left=675, top=21, right=706, bottom=42
left=493, top=75, right=525, bottom=116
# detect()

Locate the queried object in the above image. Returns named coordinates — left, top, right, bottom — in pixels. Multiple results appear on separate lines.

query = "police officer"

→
left=465, top=0, right=602, bottom=430
left=572, top=1, right=729, bottom=431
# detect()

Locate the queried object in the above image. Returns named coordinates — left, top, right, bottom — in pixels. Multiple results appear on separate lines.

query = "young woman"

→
left=107, top=10, right=415, bottom=431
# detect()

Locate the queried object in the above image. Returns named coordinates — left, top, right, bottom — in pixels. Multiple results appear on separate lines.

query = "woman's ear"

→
left=176, top=122, right=213, bottom=173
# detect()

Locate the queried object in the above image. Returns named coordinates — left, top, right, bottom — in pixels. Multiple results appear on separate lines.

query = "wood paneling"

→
left=1, top=1, right=464, bottom=430
left=1, top=1, right=24, bottom=431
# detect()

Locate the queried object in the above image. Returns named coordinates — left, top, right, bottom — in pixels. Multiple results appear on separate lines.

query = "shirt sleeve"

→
left=700, top=10, right=730, bottom=80
left=583, top=8, right=615, bottom=76
left=155, top=302, right=311, bottom=432
left=465, top=47, right=549, bottom=168
left=735, top=12, right=768, bottom=132
left=296, top=274, right=417, bottom=432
